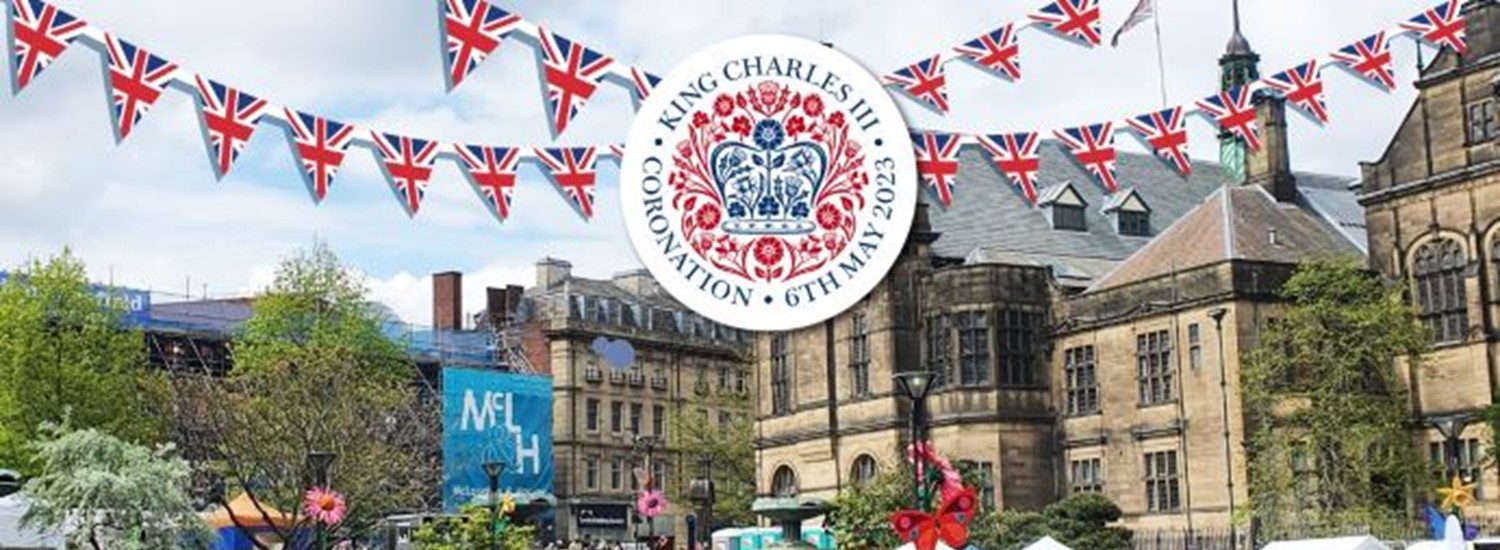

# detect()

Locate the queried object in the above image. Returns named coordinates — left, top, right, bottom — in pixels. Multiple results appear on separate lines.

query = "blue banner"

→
left=0, top=271, right=151, bottom=327
left=442, top=367, right=554, bottom=512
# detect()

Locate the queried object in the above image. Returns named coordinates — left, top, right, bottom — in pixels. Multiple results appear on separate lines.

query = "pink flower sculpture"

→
left=303, top=486, right=347, bottom=525
left=636, top=489, right=668, bottom=518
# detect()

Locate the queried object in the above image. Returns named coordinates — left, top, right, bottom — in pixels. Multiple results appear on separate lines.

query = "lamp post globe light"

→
left=305, top=451, right=337, bottom=550
left=893, top=370, right=936, bottom=509
left=483, top=460, right=507, bottom=550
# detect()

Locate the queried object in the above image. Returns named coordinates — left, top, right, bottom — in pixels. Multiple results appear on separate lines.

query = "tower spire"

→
left=1219, top=0, right=1259, bottom=91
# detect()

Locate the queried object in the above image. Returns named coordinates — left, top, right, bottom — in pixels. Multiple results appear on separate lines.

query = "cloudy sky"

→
left=0, top=0, right=1432, bottom=325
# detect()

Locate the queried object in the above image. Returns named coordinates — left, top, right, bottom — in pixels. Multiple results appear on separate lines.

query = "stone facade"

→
left=1359, top=0, right=1500, bottom=511
left=520, top=259, right=753, bottom=543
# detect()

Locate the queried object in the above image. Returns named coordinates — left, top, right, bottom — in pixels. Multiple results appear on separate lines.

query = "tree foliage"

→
left=1242, top=260, right=1430, bottom=539
left=168, top=243, right=440, bottom=547
left=667, top=393, right=756, bottom=527
left=22, top=424, right=210, bottom=550
left=411, top=505, right=535, bottom=550
left=0, top=251, right=167, bottom=473
left=827, top=466, right=910, bottom=549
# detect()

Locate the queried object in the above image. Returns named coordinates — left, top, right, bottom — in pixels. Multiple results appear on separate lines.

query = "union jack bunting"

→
left=102, top=34, right=179, bottom=141
left=628, top=66, right=661, bottom=105
left=953, top=24, right=1021, bottom=81
left=455, top=145, right=521, bottom=222
left=1195, top=87, right=1262, bottom=153
left=608, top=144, right=625, bottom=160
left=9, top=0, right=86, bottom=92
left=884, top=56, right=950, bottom=113
left=1263, top=60, right=1329, bottom=125
left=192, top=76, right=269, bottom=178
left=1028, top=0, right=1103, bottom=47
left=441, top=0, right=522, bottom=89
left=536, top=27, right=613, bottom=135
left=977, top=132, right=1042, bottom=204
left=1401, top=0, right=1467, bottom=55
left=1330, top=32, right=1397, bottom=92
left=283, top=109, right=355, bottom=202
left=534, top=146, right=599, bottom=219
left=911, top=131, right=962, bottom=207
left=1053, top=123, right=1119, bottom=192
left=371, top=132, right=440, bottom=216
left=1124, top=107, right=1191, bottom=176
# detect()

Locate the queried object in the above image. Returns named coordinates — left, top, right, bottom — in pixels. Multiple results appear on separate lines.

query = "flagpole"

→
left=1152, top=0, right=1169, bottom=107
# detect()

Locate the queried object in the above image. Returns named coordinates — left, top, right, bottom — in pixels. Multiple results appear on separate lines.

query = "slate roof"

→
left=930, top=141, right=1363, bottom=286
left=1088, top=185, right=1365, bottom=292
left=145, top=298, right=254, bottom=335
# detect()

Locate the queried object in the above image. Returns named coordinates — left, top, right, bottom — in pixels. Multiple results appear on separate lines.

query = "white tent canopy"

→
left=1022, top=536, right=1075, bottom=550
left=1263, top=536, right=1391, bottom=550
left=0, top=494, right=64, bottom=549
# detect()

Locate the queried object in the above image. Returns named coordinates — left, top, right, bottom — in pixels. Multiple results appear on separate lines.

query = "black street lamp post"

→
left=483, top=460, right=507, bottom=550
left=1208, top=308, right=1237, bottom=550
left=306, top=451, right=337, bottom=550
left=634, top=435, right=661, bottom=543
left=693, top=453, right=715, bottom=546
left=893, top=371, right=936, bottom=509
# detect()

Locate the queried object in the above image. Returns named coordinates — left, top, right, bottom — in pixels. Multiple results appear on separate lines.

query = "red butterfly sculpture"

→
left=889, top=487, right=979, bottom=550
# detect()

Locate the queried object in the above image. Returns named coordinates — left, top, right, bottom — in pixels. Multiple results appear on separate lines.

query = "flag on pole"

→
left=1111, top=0, right=1155, bottom=47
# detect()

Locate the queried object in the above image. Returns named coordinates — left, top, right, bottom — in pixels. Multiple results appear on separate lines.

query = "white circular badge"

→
left=621, top=35, right=917, bottom=332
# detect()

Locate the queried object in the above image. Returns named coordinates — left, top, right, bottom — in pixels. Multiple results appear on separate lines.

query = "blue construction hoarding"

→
left=441, top=367, right=554, bottom=512
left=0, top=271, right=151, bottom=327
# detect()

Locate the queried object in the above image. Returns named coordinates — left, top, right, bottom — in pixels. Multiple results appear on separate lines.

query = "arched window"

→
left=772, top=466, right=798, bottom=497
left=1492, top=237, right=1500, bottom=301
left=851, top=455, right=879, bottom=487
left=1415, top=239, right=1469, bottom=344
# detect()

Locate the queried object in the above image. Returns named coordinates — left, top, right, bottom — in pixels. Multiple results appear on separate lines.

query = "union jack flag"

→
left=629, top=66, right=661, bottom=105
left=911, top=131, right=962, bottom=207
left=1195, top=87, right=1262, bottom=153
left=537, top=27, right=613, bottom=135
left=1263, top=60, right=1329, bottom=125
left=103, top=34, right=178, bottom=141
left=1330, top=32, right=1397, bottom=92
left=283, top=108, right=355, bottom=202
left=441, top=0, right=522, bottom=89
left=192, top=76, right=268, bottom=178
left=1028, top=0, right=1103, bottom=47
left=455, top=144, right=521, bottom=222
left=953, top=24, right=1021, bottom=81
left=977, top=132, right=1042, bottom=204
left=1401, top=0, right=1467, bottom=55
left=885, top=56, right=950, bottom=113
left=1053, top=123, right=1119, bottom=192
left=1125, top=107, right=1191, bottom=176
left=371, top=132, right=440, bottom=216
left=9, top=0, right=86, bottom=92
left=534, top=146, right=599, bottom=219
left=608, top=144, right=625, bottom=161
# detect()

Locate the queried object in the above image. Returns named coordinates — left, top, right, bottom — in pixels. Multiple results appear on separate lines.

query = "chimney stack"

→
left=433, top=271, right=463, bottom=330
left=536, top=258, right=573, bottom=290
left=1245, top=95, right=1298, bottom=202
left=485, top=284, right=525, bottom=327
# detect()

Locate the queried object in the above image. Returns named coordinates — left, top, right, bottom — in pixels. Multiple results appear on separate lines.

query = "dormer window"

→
left=1039, top=182, right=1088, bottom=232
left=1102, top=188, right=1152, bottom=237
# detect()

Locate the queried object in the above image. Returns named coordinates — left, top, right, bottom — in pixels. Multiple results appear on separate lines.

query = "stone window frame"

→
left=956, top=310, right=992, bottom=387
left=1069, top=456, right=1104, bottom=494
left=629, top=402, right=642, bottom=436
left=610, top=400, right=624, bottom=434
left=849, top=311, right=872, bottom=399
left=925, top=314, right=954, bottom=388
left=585, top=398, right=600, bottom=432
left=1412, top=237, right=1469, bottom=345
left=1429, top=437, right=1485, bottom=499
left=771, top=465, right=798, bottom=497
left=1144, top=450, right=1181, bottom=513
left=1468, top=99, right=1499, bottom=145
left=1137, top=329, right=1176, bottom=407
left=770, top=334, right=793, bottom=416
left=584, top=455, right=599, bottom=490
left=1063, top=345, right=1099, bottom=416
left=609, top=456, right=623, bottom=490
left=997, top=309, right=1041, bottom=388
left=1187, top=323, right=1202, bottom=371
left=652, top=404, right=666, bottom=437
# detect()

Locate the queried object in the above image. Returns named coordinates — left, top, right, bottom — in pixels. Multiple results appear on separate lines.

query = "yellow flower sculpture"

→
left=500, top=492, right=516, bottom=516
left=1437, top=475, right=1477, bottom=512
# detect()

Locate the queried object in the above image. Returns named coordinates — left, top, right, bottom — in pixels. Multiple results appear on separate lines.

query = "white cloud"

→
left=0, top=0, right=1434, bottom=323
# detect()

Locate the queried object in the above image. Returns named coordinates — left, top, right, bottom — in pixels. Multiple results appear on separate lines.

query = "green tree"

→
left=969, top=495, right=1130, bottom=550
left=668, top=393, right=756, bottom=528
left=827, top=466, right=910, bottom=550
left=1242, top=260, right=1429, bottom=539
left=0, top=251, right=166, bottom=472
left=169, top=243, right=440, bottom=548
left=22, top=424, right=211, bottom=550
left=410, top=505, right=535, bottom=550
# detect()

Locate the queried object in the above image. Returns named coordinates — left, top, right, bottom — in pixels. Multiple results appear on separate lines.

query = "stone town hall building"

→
left=754, top=1, right=1500, bottom=531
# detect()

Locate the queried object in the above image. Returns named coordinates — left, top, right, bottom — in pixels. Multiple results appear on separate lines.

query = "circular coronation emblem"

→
left=621, top=35, right=917, bottom=331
